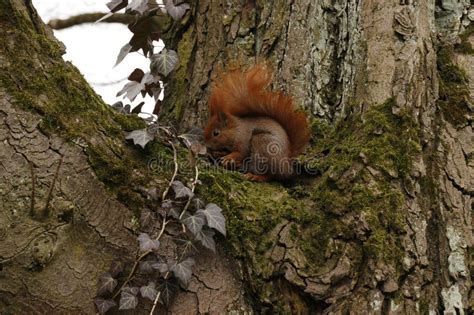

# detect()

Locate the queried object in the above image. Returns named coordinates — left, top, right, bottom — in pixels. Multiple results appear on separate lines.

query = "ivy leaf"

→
left=111, top=101, right=132, bottom=114
left=126, top=128, right=154, bottom=149
left=123, top=286, right=140, bottom=295
left=107, top=0, right=128, bottom=12
left=153, top=99, right=162, bottom=115
left=174, top=236, right=196, bottom=256
left=109, top=260, right=124, bottom=277
left=161, top=199, right=173, bottom=210
left=151, top=261, right=169, bottom=273
left=169, top=208, right=181, bottom=219
left=111, top=101, right=124, bottom=111
left=195, top=227, right=216, bottom=253
left=99, top=0, right=128, bottom=23
left=164, top=0, right=190, bottom=21
left=156, top=199, right=172, bottom=217
left=128, top=68, right=144, bottom=82
left=158, top=279, right=178, bottom=306
left=128, top=15, right=161, bottom=56
left=170, top=257, right=195, bottom=287
left=114, top=43, right=132, bottom=66
left=143, top=81, right=161, bottom=99
left=118, top=71, right=160, bottom=102
left=197, top=203, right=226, bottom=236
left=129, top=34, right=153, bottom=56
left=119, top=291, right=138, bottom=310
left=141, top=72, right=157, bottom=84
left=94, top=298, right=116, bottom=314
left=131, top=102, right=145, bottom=114
left=181, top=212, right=205, bottom=236
left=140, top=281, right=158, bottom=301
left=142, top=74, right=160, bottom=98
left=138, top=259, right=155, bottom=274
left=97, top=272, right=117, bottom=295
left=145, top=187, right=160, bottom=201
left=116, top=81, right=143, bottom=101
left=157, top=207, right=167, bottom=219
left=192, top=198, right=205, bottom=210
left=179, top=130, right=206, bottom=155
left=150, top=49, right=179, bottom=76
left=137, top=233, right=160, bottom=252
left=127, top=0, right=149, bottom=14
left=140, top=208, right=155, bottom=227
left=171, top=181, right=194, bottom=199
left=159, top=199, right=173, bottom=217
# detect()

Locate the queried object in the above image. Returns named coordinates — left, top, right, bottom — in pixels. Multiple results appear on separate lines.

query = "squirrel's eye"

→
left=212, top=129, right=220, bottom=137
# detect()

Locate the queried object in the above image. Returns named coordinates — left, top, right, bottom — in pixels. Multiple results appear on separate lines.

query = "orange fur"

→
left=207, top=65, right=310, bottom=157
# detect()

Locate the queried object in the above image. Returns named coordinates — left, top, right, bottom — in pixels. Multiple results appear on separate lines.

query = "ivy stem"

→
left=149, top=238, right=189, bottom=315
left=178, top=165, right=199, bottom=220
left=161, top=140, right=178, bottom=201
left=113, top=138, right=199, bottom=306
left=156, top=218, right=168, bottom=241
left=149, top=291, right=162, bottom=315
left=112, top=251, right=147, bottom=299
left=112, top=218, right=168, bottom=300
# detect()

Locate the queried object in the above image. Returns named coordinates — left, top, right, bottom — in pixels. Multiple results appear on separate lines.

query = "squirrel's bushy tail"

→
left=209, top=65, right=310, bottom=157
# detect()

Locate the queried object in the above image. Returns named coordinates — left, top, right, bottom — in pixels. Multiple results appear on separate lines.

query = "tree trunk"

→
left=0, top=1, right=248, bottom=314
left=0, top=0, right=472, bottom=315
left=162, top=0, right=473, bottom=313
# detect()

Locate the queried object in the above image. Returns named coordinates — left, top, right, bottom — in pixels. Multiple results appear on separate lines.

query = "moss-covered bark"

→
left=0, top=0, right=151, bottom=211
left=158, top=0, right=472, bottom=313
left=0, top=0, right=472, bottom=314
left=0, top=1, right=248, bottom=313
left=437, top=46, right=472, bottom=127
left=186, top=98, right=420, bottom=312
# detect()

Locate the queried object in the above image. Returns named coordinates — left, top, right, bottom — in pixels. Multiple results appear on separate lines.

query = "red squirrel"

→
left=204, top=65, right=310, bottom=181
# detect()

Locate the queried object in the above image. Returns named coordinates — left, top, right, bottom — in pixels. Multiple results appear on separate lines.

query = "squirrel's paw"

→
left=243, top=173, right=269, bottom=182
left=219, top=154, right=242, bottom=168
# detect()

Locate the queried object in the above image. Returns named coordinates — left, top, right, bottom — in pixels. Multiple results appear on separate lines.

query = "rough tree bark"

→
left=0, top=0, right=472, bottom=315
left=0, top=1, right=248, bottom=314
left=161, top=0, right=473, bottom=314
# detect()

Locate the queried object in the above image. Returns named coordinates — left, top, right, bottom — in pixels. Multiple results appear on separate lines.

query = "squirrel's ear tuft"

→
left=217, top=111, right=228, bottom=126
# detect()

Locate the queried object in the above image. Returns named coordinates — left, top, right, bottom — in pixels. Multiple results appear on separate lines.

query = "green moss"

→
left=304, top=99, right=417, bottom=265
left=162, top=26, right=194, bottom=124
left=437, top=46, right=471, bottom=127
left=0, top=2, right=151, bottom=212
left=85, top=142, right=149, bottom=211
left=200, top=99, right=418, bottom=287
left=199, top=172, right=287, bottom=247
left=196, top=101, right=418, bottom=309
left=0, top=1, right=32, bottom=32
left=87, top=145, right=130, bottom=187
left=113, top=113, right=146, bottom=131
left=222, top=10, right=237, bottom=27
left=0, top=2, right=148, bottom=139
left=238, top=3, right=256, bottom=37
left=235, top=34, right=255, bottom=53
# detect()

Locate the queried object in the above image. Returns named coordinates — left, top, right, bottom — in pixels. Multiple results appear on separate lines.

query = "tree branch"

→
left=48, top=12, right=135, bottom=30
